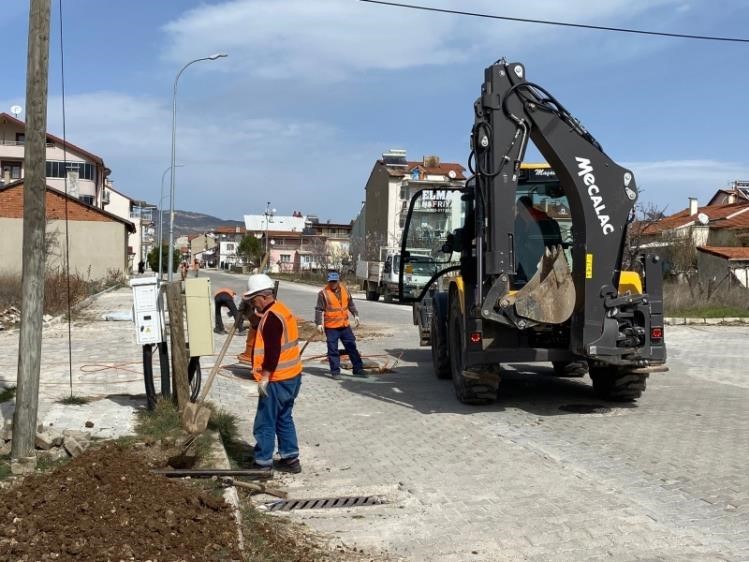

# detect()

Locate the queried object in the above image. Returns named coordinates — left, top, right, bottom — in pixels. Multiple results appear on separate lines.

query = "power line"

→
left=359, top=0, right=749, bottom=44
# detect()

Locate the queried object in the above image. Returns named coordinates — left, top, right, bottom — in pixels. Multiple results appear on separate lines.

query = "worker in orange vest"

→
left=213, top=287, right=243, bottom=335
left=244, top=273, right=303, bottom=474
left=315, top=271, right=366, bottom=380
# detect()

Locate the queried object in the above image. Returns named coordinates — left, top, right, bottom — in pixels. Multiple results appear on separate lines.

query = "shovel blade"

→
left=513, top=245, right=575, bottom=324
left=182, top=403, right=211, bottom=435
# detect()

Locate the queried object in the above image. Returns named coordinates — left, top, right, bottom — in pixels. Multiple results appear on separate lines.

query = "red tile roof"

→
left=213, top=226, right=246, bottom=234
left=382, top=159, right=466, bottom=180
left=640, top=203, right=749, bottom=235
left=698, top=246, right=749, bottom=260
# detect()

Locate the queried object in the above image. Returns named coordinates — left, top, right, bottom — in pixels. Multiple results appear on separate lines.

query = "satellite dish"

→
left=697, top=212, right=709, bottom=225
left=10, top=105, right=22, bottom=118
left=448, top=170, right=456, bottom=179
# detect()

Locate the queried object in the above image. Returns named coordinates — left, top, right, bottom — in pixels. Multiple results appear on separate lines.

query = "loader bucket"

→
left=511, top=245, right=575, bottom=324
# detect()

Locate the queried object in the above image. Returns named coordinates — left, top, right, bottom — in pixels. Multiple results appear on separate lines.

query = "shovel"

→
left=183, top=321, right=240, bottom=434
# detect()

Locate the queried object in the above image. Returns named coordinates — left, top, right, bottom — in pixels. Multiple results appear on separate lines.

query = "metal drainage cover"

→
left=559, top=404, right=612, bottom=414
left=265, top=495, right=384, bottom=512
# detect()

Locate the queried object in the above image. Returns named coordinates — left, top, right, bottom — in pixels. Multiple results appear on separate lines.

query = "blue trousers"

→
left=253, top=375, right=301, bottom=466
left=325, top=325, right=363, bottom=373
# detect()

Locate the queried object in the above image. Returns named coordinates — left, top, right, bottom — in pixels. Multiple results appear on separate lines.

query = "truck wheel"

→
left=590, top=366, right=648, bottom=401
left=430, top=309, right=450, bottom=379
left=365, top=283, right=379, bottom=301
left=552, top=360, right=588, bottom=378
left=383, top=291, right=393, bottom=303
left=448, top=295, right=496, bottom=404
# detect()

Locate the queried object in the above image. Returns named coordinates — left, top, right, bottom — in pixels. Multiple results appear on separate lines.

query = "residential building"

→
left=241, top=212, right=353, bottom=273
left=697, top=246, right=749, bottom=289
left=189, top=234, right=218, bottom=267
left=103, top=184, right=156, bottom=272
left=638, top=192, right=749, bottom=283
left=213, top=226, right=246, bottom=269
left=0, top=180, right=134, bottom=279
left=1, top=112, right=157, bottom=276
left=358, top=149, right=466, bottom=261
left=0, top=112, right=108, bottom=206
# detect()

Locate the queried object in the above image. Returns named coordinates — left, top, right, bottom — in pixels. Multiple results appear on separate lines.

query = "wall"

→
left=0, top=218, right=127, bottom=280
left=697, top=251, right=749, bottom=289
left=363, top=165, right=391, bottom=260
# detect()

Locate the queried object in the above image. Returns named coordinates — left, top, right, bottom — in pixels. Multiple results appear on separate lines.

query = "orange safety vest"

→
left=252, top=300, right=302, bottom=382
left=213, top=287, right=236, bottom=299
left=322, top=284, right=350, bottom=329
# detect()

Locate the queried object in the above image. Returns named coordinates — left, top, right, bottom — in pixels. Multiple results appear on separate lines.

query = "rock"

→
left=35, top=428, right=63, bottom=450
left=62, top=429, right=92, bottom=443
left=63, top=436, right=89, bottom=458
left=84, top=421, right=94, bottom=428
left=0, top=441, right=10, bottom=455
left=10, top=456, right=37, bottom=475
left=37, top=447, right=68, bottom=463
left=42, top=314, right=53, bottom=323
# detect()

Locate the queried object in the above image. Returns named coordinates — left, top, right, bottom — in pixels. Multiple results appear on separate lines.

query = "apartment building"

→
left=1, top=112, right=155, bottom=275
left=357, top=149, right=466, bottom=261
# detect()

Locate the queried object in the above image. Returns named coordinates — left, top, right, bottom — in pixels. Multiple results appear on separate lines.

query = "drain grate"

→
left=559, top=404, right=612, bottom=414
left=265, top=495, right=384, bottom=512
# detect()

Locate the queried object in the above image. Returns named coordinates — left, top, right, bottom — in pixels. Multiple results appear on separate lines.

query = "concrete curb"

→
left=664, top=317, right=749, bottom=326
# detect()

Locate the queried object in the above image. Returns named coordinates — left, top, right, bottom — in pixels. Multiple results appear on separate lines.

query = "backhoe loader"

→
left=399, top=59, right=667, bottom=404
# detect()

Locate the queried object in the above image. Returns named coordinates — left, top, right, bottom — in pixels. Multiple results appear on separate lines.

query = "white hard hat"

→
left=245, top=273, right=275, bottom=298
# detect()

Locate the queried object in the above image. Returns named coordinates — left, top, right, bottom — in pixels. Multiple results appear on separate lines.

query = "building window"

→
left=225, top=243, right=234, bottom=251
left=2, top=161, right=22, bottom=180
left=45, top=160, right=96, bottom=181
left=79, top=195, right=95, bottom=206
left=15, top=133, right=25, bottom=145
left=280, top=254, right=291, bottom=263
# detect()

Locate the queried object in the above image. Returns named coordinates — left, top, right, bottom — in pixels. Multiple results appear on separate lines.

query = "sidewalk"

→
left=0, top=286, right=259, bottom=439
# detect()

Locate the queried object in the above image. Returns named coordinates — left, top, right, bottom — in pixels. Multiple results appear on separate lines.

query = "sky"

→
left=3, top=0, right=749, bottom=223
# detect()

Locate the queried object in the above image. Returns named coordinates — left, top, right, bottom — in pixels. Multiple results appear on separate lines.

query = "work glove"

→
left=353, top=316, right=360, bottom=328
left=258, top=376, right=269, bottom=398
left=316, top=324, right=324, bottom=335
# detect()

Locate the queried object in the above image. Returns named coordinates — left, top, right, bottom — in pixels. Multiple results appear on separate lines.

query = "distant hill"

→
left=155, top=210, right=244, bottom=238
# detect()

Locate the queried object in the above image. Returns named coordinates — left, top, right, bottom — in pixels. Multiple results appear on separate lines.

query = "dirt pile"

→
left=0, top=443, right=242, bottom=561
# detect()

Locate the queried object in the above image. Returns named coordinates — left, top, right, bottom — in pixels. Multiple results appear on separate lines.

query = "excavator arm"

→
left=470, top=59, right=655, bottom=358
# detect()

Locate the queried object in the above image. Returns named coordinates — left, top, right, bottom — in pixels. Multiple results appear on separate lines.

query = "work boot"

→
left=237, top=353, right=252, bottom=365
left=214, top=327, right=227, bottom=335
left=331, top=372, right=342, bottom=380
left=352, top=368, right=369, bottom=379
left=274, top=457, right=302, bottom=474
left=250, top=462, right=272, bottom=473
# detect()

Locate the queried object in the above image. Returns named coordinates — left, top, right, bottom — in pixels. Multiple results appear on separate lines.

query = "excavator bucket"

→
left=510, top=245, right=575, bottom=324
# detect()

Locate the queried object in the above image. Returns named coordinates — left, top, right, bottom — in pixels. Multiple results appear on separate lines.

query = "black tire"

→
left=448, top=295, right=496, bottom=404
left=552, top=360, right=588, bottom=378
left=590, top=366, right=648, bottom=402
left=365, top=283, right=379, bottom=301
left=383, top=291, right=393, bottom=303
left=430, top=309, right=450, bottom=379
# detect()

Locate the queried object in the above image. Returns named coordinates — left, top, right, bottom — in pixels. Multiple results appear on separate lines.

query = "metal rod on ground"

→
left=152, top=468, right=273, bottom=479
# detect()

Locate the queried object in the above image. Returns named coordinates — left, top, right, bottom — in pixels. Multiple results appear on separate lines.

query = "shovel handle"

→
left=196, top=322, right=238, bottom=404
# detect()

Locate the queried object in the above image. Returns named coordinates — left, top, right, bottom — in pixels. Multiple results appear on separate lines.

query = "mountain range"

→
left=154, top=210, right=244, bottom=237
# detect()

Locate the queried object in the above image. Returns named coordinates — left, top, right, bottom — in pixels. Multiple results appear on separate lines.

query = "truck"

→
left=357, top=248, right=435, bottom=303
left=398, top=59, right=667, bottom=404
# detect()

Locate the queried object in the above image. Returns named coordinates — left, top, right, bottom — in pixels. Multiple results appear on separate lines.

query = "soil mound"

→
left=0, top=443, right=241, bottom=561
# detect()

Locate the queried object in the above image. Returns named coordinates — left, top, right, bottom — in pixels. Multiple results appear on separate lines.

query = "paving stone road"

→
left=1, top=279, right=747, bottom=561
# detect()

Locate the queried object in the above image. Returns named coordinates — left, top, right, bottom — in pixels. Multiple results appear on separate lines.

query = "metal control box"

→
left=184, top=278, right=214, bottom=358
left=130, top=277, right=164, bottom=345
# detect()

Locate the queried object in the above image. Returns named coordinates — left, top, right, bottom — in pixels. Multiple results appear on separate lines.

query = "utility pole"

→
left=12, top=0, right=51, bottom=460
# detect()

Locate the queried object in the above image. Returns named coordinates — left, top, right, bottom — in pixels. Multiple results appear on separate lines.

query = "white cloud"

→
left=161, top=0, right=689, bottom=82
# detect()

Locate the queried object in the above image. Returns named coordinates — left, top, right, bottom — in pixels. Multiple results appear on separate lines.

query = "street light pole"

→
left=158, top=164, right=183, bottom=283
left=264, top=201, right=276, bottom=272
left=167, top=53, right=227, bottom=282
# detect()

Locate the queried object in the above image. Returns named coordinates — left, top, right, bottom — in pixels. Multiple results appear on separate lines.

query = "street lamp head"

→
left=208, top=53, right=228, bottom=60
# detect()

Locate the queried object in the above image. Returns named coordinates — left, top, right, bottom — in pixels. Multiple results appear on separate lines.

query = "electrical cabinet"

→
left=129, top=277, right=164, bottom=345
left=184, top=278, right=214, bottom=358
